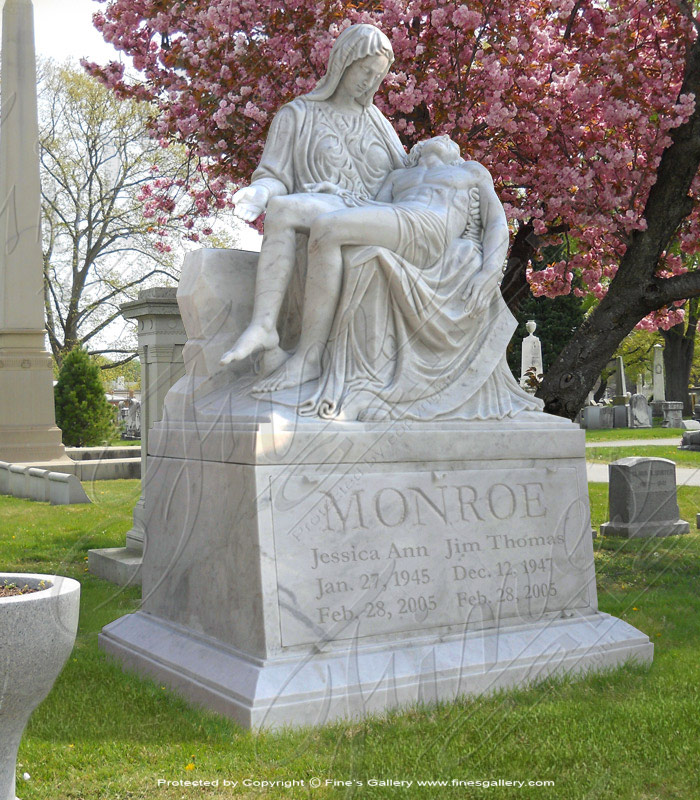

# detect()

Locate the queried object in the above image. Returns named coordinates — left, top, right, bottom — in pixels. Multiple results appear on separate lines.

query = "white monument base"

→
left=101, top=608, right=650, bottom=730
left=100, top=416, right=653, bottom=729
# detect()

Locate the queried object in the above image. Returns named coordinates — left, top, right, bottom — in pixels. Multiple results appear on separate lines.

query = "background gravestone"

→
left=651, top=343, right=665, bottom=417
left=680, top=430, right=700, bottom=451
left=600, top=457, right=689, bottom=538
left=599, top=406, right=614, bottom=428
left=519, top=320, right=543, bottom=393
left=629, top=393, right=652, bottom=428
left=662, top=401, right=683, bottom=428
left=580, top=406, right=602, bottom=429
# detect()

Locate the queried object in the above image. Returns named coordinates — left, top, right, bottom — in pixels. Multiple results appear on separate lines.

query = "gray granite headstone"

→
left=629, top=393, right=651, bottom=428
left=679, top=430, right=700, bottom=451
left=600, top=457, right=689, bottom=538
left=599, top=406, right=614, bottom=428
left=580, top=406, right=602, bottom=429
left=612, top=405, right=629, bottom=428
left=662, top=401, right=683, bottom=428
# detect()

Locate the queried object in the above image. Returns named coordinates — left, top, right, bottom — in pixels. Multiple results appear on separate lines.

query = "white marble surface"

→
left=520, top=320, right=543, bottom=391
left=98, top=23, right=654, bottom=729
left=101, top=608, right=652, bottom=730
left=209, top=25, right=544, bottom=422
left=629, top=394, right=652, bottom=428
left=140, top=424, right=591, bottom=658
left=273, top=464, right=594, bottom=647
left=652, top=344, right=665, bottom=403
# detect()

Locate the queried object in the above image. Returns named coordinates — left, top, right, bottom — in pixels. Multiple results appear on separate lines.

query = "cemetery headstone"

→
left=662, top=401, right=683, bottom=428
left=520, top=320, right=543, bottom=393
left=679, top=430, right=700, bottom=451
left=599, top=406, right=614, bottom=428
left=600, top=457, right=689, bottom=538
left=629, top=394, right=652, bottom=428
left=613, top=404, right=629, bottom=428
left=580, top=406, right=602, bottom=429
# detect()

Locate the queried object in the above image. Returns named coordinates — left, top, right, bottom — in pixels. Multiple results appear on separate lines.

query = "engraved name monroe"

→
left=273, top=468, right=591, bottom=648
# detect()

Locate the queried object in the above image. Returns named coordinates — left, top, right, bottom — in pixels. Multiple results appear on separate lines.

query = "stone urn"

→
left=0, top=573, right=80, bottom=800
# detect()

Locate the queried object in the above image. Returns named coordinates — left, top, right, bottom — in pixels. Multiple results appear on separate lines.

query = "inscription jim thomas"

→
left=272, top=467, right=595, bottom=647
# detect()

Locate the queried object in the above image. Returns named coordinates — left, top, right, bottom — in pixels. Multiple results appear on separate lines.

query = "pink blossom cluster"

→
left=84, top=0, right=697, bottom=327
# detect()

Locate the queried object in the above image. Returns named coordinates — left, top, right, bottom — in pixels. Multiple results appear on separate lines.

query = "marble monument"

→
left=100, top=24, right=652, bottom=728
left=0, top=0, right=72, bottom=467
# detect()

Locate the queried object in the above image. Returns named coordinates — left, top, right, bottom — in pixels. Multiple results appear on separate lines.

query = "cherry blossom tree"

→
left=85, top=0, right=700, bottom=416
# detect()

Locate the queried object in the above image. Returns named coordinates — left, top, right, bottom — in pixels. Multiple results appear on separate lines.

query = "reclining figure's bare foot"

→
left=253, top=351, right=321, bottom=393
left=220, top=324, right=279, bottom=365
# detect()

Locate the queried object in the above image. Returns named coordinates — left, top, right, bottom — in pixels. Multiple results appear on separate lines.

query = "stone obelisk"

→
left=0, top=0, right=70, bottom=465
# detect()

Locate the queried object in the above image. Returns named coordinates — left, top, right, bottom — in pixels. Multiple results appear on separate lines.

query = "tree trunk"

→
left=661, top=298, right=699, bottom=415
left=500, top=222, right=537, bottom=314
left=537, top=20, right=700, bottom=418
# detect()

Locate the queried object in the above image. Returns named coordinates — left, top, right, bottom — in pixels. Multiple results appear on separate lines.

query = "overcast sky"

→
left=0, top=0, right=120, bottom=62
left=2, top=0, right=261, bottom=251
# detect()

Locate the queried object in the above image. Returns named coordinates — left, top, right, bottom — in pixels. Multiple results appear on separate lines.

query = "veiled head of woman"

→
left=305, top=24, right=394, bottom=108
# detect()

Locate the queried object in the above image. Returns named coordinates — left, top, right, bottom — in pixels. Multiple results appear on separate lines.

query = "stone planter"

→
left=0, top=573, right=80, bottom=800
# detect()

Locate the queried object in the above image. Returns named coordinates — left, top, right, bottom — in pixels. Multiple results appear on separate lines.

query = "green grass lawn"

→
left=2, top=481, right=700, bottom=799
left=584, top=427, right=686, bottom=443
left=586, top=445, right=700, bottom=468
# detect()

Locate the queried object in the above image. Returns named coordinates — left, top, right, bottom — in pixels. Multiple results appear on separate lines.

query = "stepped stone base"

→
left=101, top=610, right=652, bottom=730
left=100, top=416, right=653, bottom=729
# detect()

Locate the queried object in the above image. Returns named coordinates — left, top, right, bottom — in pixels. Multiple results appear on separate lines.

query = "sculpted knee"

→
left=265, top=196, right=296, bottom=228
left=308, top=215, right=340, bottom=250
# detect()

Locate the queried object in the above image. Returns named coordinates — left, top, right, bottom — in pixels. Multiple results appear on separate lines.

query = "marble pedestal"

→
left=88, top=288, right=186, bottom=587
left=100, top=416, right=652, bottom=729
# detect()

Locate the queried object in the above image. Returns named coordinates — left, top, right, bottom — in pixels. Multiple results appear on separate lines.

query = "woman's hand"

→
left=462, top=269, right=500, bottom=315
left=232, top=184, right=270, bottom=222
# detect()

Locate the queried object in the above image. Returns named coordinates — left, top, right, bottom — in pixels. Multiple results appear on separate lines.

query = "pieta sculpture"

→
left=220, top=23, right=543, bottom=422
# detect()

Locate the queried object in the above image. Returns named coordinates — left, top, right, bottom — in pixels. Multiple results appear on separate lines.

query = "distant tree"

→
left=612, top=329, right=661, bottom=389
left=39, top=61, right=212, bottom=369
left=54, top=347, right=118, bottom=446
left=98, top=357, right=141, bottom=392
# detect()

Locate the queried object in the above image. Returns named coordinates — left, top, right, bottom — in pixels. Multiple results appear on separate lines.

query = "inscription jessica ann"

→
left=272, top=468, right=595, bottom=647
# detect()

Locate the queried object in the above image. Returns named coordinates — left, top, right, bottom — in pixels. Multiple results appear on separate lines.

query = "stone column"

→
left=88, top=288, right=186, bottom=585
left=612, top=355, right=628, bottom=402
left=122, top=288, right=187, bottom=551
left=0, top=0, right=71, bottom=467
left=651, top=343, right=665, bottom=417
